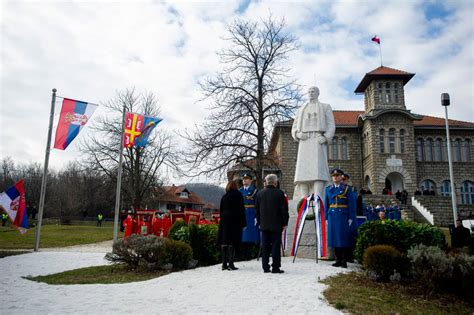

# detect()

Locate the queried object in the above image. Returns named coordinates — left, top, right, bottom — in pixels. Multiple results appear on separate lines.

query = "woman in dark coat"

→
left=217, top=180, right=246, bottom=270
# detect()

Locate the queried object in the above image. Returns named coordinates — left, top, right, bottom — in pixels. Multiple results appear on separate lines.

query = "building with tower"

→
left=261, top=66, right=474, bottom=225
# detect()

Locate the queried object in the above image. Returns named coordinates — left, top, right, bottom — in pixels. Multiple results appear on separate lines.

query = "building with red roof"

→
left=251, top=65, right=474, bottom=221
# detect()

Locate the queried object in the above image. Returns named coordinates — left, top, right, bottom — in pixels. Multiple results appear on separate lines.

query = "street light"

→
left=441, top=93, right=458, bottom=225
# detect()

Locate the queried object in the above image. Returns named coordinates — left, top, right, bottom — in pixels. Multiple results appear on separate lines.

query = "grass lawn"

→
left=0, top=222, right=122, bottom=249
left=322, top=272, right=474, bottom=315
left=24, top=264, right=168, bottom=285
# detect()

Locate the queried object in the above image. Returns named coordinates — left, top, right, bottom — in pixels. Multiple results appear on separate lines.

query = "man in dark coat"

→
left=325, top=168, right=356, bottom=268
left=217, top=180, right=246, bottom=271
left=451, top=219, right=471, bottom=248
left=255, top=174, right=289, bottom=274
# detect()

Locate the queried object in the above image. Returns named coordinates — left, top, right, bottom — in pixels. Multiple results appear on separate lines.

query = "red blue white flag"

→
left=124, top=112, right=162, bottom=148
left=291, top=194, right=327, bottom=258
left=0, top=180, right=28, bottom=234
left=54, top=98, right=98, bottom=150
left=371, top=35, right=380, bottom=44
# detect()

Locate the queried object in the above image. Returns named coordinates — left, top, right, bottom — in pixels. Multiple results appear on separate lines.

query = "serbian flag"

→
left=0, top=180, right=28, bottom=234
left=54, top=98, right=98, bottom=150
left=371, top=35, right=380, bottom=44
left=124, top=112, right=162, bottom=148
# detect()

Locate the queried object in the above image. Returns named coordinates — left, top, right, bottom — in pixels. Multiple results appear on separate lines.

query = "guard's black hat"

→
left=330, top=168, right=344, bottom=176
left=342, top=173, right=350, bottom=179
left=242, top=173, right=252, bottom=179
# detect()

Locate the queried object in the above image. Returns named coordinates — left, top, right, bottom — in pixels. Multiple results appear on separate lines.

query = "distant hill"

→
left=186, top=183, right=225, bottom=209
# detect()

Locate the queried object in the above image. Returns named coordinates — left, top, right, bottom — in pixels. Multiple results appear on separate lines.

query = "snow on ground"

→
left=1, top=243, right=355, bottom=314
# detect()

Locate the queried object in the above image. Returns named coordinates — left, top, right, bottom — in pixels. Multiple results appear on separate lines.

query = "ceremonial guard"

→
left=325, top=168, right=357, bottom=268
left=123, top=211, right=134, bottom=238
left=240, top=173, right=260, bottom=244
left=152, top=212, right=163, bottom=237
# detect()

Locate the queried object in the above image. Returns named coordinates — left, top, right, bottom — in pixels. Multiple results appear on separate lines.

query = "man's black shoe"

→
left=263, top=269, right=271, bottom=273
left=271, top=269, right=284, bottom=274
left=332, top=262, right=341, bottom=267
left=341, top=262, right=348, bottom=268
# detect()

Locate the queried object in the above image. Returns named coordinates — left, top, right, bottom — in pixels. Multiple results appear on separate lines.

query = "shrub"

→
left=407, top=244, right=474, bottom=296
left=363, top=245, right=409, bottom=282
left=168, top=220, right=188, bottom=242
left=170, top=223, right=220, bottom=266
left=161, top=238, right=193, bottom=270
left=105, top=235, right=192, bottom=271
left=355, top=220, right=445, bottom=262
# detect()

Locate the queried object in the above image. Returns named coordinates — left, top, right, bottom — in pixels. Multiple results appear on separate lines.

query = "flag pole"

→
left=113, top=104, right=126, bottom=242
left=379, top=43, right=383, bottom=66
left=34, top=88, right=57, bottom=251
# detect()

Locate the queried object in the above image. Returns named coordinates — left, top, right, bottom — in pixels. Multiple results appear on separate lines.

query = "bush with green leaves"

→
left=407, top=244, right=474, bottom=296
left=169, top=223, right=220, bottom=266
left=105, top=235, right=192, bottom=271
left=363, top=245, right=410, bottom=282
left=168, top=220, right=189, bottom=243
left=354, top=220, right=445, bottom=262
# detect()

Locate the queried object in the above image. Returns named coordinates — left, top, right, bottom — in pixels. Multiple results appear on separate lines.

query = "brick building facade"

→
left=267, top=66, right=474, bottom=205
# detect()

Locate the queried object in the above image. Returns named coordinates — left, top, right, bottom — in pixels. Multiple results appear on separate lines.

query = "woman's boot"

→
left=221, top=245, right=228, bottom=270
left=228, top=246, right=238, bottom=270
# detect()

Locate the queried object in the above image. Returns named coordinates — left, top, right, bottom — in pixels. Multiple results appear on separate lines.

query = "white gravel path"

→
left=1, top=242, right=354, bottom=314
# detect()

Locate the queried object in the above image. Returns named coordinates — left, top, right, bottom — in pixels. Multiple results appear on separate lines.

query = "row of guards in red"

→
left=122, top=209, right=220, bottom=239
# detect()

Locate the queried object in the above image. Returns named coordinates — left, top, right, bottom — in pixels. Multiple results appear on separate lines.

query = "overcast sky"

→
left=1, top=0, right=473, bottom=184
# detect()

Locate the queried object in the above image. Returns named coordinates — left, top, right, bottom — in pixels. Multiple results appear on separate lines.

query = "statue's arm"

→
left=291, top=111, right=300, bottom=141
left=323, top=103, right=336, bottom=142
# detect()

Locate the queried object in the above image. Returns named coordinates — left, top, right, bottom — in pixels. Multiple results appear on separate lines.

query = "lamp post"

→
left=441, top=93, right=458, bottom=224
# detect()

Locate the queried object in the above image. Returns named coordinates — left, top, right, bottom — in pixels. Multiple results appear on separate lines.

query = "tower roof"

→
left=354, top=66, right=415, bottom=93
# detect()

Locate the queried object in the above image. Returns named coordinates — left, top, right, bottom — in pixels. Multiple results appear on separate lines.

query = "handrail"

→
left=411, top=196, right=434, bottom=225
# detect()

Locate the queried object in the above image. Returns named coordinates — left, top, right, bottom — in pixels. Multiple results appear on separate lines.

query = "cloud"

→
left=1, top=0, right=472, bottom=184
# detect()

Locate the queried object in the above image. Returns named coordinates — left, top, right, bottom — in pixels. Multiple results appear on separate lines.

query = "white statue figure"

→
left=292, top=86, right=335, bottom=200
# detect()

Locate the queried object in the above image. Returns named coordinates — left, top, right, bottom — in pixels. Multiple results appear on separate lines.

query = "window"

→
left=341, top=137, right=348, bottom=160
left=454, top=139, right=462, bottom=161
left=399, top=129, right=405, bottom=153
left=331, top=137, right=339, bottom=159
left=379, top=129, right=385, bottom=153
left=442, top=139, right=448, bottom=161
left=421, top=180, right=436, bottom=193
left=461, top=181, right=474, bottom=204
left=180, top=192, right=189, bottom=199
left=434, top=138, right=442, bottom=161
left=425, top=138, right=433, bottom=161
left=416, top=138, right=424, bottom=161
left=440, top=180, right=451, bottom=197
left=463, top=139, right=471, bottom=161
left=389, top=129, right=396, bottom=153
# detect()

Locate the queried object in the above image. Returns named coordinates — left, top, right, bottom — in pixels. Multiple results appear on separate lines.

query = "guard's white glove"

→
left=254, top=218, right=258, bottom=226
left=317, top=134, right=327, bottom=144
left=348, top=219, right=353, bottom=226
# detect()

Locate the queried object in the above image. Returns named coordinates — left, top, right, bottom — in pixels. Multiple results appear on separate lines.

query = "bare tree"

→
left=179, top=16, right=302, bottom=187
left=81, top=88, right=177, bottom=209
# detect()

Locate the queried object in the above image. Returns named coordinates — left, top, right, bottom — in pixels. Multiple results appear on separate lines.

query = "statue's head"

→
left=308, top=86, right=320, bottom=101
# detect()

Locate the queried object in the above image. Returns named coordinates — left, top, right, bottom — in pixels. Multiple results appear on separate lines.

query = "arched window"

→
left=385, top=82, right=391, bottom=103
left=425, top=138, right=433, bottom=161
left=421, top=179, right=436, bottom=194
left=399, top=129, right=405, bottom=153
left=331, top=137, right=339, bottom=160
left=461, top=181, right=474, bottom=204
left=365, top=175, right=371, bottom=190
left=454, top=138, right=462, bottom=161
left=440, top=180, right=451, bottom=197
left=416, top=138, right=424, bottom=161
left=389, top=128, right=396, bottom=153
left=434, top=138, right=442, bottom=161
left=379, top=129, right=385, bottom=153
left=442, top=139, right=448, bottom=161
left=341, top=137, right=348, bottom=160
left=463, top=139, right=471, bottom=161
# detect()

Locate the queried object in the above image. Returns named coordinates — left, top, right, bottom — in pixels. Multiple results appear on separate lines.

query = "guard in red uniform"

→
left=123, top=212, right=134, bottom=238
left=162, top=213, right=172, bottom=237
left=152, top=213, right=163, bottom=236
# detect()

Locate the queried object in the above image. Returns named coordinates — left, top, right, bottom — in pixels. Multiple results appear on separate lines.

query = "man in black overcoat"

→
left=255, top=174, right=289, bottom=274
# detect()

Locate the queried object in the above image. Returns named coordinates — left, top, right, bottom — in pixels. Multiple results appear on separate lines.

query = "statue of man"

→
left=291, top=86, right=335, bottom=200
